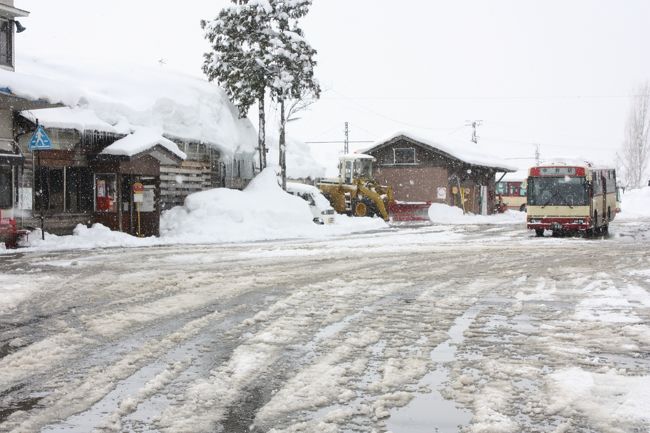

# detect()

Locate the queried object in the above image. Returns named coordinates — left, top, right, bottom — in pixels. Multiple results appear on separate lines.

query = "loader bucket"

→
left=388, top=201, right=432, bottom=224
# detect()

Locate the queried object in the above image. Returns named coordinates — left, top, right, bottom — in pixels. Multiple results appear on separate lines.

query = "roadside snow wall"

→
left=618, top=187, right=650, bottom=220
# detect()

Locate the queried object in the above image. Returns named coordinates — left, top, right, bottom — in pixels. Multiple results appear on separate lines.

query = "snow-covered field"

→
left=1, top=218, right=649, bottom=433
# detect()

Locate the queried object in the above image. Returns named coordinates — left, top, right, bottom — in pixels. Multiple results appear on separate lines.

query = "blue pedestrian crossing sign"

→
left=29, top=125, right=53, bottom=151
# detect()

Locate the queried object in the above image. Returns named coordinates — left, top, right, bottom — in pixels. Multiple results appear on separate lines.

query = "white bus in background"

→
left=527, top=163, right=618, bottom=237
left=286, top=182, right=336, bottom=225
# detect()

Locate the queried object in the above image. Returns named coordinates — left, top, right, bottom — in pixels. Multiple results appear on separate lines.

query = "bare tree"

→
left=619, top=82, right=650, bottom=188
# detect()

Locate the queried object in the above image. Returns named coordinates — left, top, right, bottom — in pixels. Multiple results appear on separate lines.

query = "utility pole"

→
left=344, top=122, right=349, bottom=154
left=465, top=120, right=483, bottom=144
left=534, top=144, right=541, bottom=166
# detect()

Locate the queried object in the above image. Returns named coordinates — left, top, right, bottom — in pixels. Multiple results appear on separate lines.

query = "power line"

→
left=305, top=140, right=374, bottom=144
left=328, top=89, right=466, bottom=132
left=321, top=94, right=644, bottom=101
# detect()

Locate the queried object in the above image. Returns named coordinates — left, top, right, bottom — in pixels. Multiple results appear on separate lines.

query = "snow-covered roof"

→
left=21, top=107, right=125, bottom=134
left=364, top=131, right=517, bottom=172
left=500, top=169, right=530, bottom=182
left=1, top=55, right=257, bottom=156
left=340, top=153, right=375, bottom=161
left=100, top=128, right=187, bottom=161
left=267, top=135, right=326, bottom=179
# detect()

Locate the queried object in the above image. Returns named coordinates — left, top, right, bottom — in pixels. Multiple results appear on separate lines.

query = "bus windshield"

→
left=528, top=176, right=589, bottom=207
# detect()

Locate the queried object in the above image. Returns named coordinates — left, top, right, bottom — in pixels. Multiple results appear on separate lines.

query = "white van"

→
left=286, top=182, right=336, bottom=224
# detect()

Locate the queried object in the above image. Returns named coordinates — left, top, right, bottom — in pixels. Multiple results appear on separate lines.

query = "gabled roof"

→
left=363, top=131, right=517, bottom=172
left=99, top=128, right=186, bottom=165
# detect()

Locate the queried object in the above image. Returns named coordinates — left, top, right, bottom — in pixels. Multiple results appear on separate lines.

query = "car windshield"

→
left=528, top=176, right=589, bottom=206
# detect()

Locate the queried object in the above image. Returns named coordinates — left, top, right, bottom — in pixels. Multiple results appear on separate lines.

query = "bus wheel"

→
left=519, top=204, right=527, bottom=212
left=535, top=229, right=544, bottom=237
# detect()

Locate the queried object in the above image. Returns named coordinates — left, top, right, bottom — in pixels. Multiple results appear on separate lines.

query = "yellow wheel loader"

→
left=317, top=154, right=394, bottom=221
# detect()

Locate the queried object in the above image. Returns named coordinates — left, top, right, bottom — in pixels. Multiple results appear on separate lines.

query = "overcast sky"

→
left=17, top=0, right=650, bottom=173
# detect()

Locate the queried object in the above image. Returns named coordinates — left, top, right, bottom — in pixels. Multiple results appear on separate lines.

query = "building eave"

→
left=0, top=89, right=62, bottom=111
left=0, top=152, right=24, bottom=165
left=0, top=4, right=29, bottom=18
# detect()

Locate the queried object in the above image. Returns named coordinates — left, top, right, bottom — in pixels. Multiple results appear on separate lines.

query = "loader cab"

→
left=339, top=154, right=375, bottom=184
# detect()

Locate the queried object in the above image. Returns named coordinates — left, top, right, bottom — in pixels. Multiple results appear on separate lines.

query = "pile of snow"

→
left=3, top=55, right=257, bottom=156
left=618, top=187, right=650, bottom=220
left=160, top=168, right=317, bottom=243
left=428, top=203, right=525, bottom=225
left=547, top=367, right=650, bottom=430
left=25, top=224, right=159, bottom=252
left=161, top=168, right=387, bottom=244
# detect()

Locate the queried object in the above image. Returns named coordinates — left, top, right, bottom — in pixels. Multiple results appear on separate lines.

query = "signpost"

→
left=133, top=182, right=144, bottom=236
left=29, top=125, right=53, bottom=240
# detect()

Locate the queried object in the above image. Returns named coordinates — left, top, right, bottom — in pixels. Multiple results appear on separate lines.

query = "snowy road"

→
left=1, top=220, right=650, bottom=433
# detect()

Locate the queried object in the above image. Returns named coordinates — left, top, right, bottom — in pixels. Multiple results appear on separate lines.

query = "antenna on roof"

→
left=465, top=120, right=483, bottom=144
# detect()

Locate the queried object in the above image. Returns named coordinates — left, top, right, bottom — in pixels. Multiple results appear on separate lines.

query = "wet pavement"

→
left=1, top=219, right=649, bottom=432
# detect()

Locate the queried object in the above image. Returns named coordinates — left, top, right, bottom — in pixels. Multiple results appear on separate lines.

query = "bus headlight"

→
left=529, top=219, right=541, bottom=224
left=572, top=219, right=585, bottom=225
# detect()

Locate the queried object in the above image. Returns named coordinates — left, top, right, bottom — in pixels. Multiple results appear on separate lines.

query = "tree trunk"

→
left=258, top=92, right=267, bottom=170
left=279, top=99, right=287, bottom=191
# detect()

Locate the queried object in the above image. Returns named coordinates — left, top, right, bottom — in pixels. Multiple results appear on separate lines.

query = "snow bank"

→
left=25, top=224, right=160, bottom=252
left=428, top=203, right=525, bottom=225
left=160, top=168, right=388, bottom=244
left=618, top=187, right=650, bottom=220
left=160, top=168, right=317, bottom=243
left=547, top=367, right=650, bottom=430
left=2, top=55, right=257, bottom=156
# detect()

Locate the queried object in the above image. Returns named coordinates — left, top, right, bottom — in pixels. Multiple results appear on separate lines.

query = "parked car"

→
left=286, top=182, right=336, bottom=224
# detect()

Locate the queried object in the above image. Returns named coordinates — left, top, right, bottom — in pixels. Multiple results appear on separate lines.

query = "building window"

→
left=35, top=167, right=65, bottom=212
left=393, top=147, right=416, bottom=165
left=0, top=166, right=12, bottom=208
left=66, top=168, right=94, bottom=213
left=94, top=174, right=117, bottom=212
left=0, top=19, right=12, bottom=68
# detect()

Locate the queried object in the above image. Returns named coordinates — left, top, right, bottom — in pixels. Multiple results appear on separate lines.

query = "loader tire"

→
left=353, top=201, right=368, bottom=217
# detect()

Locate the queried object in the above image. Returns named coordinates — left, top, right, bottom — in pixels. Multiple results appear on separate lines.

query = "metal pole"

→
left=344, top=122, right=349, bottom=154
left=279, top=99, right=287, bottom=191
left=38, top=150, right=44, bottom=240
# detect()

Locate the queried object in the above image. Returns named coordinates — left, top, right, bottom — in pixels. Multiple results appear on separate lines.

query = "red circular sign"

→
left=132, top=182, right=144, bottom=193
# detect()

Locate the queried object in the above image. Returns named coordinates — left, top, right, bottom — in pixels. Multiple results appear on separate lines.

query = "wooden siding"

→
left=160, top=161, right=216, bottom=210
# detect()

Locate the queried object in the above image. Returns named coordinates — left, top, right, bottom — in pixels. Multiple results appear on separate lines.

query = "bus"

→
left=496, top=172, right=528, bottom=212
left=526, top=164, right=617, bottom=236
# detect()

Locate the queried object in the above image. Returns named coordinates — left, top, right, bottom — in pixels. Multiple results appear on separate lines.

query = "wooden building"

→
left=364, top=133, right=515, bottom=215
